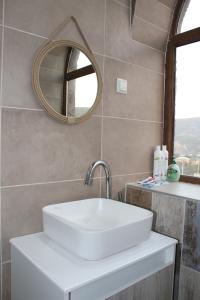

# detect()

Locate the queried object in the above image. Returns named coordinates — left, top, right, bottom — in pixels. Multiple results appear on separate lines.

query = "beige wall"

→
left=0, top=0, right=175, bottom=299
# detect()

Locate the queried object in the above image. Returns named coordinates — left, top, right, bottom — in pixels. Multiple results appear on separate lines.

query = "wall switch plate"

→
left=116, top=78, right=128, bottom=94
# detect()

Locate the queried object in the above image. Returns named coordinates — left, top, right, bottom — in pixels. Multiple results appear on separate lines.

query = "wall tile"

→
left=2, top=109, right=101, bottom=186
left=0, top=0, right=3, bottom=25
left=4, top=0, right=105, bottom=54
left=159, top=0, right=176, bottom=9
left=182, top=199, right=200, bottom=272
left=0, top=26, right=3, bottom=109
left=102, top=117, right=162, bottom=176
left=103, top=57, right=164, bottom=121
left=152, top=193, right=185, bottom=242
left=2, top=263, right=11, bottom=300
left=135, top=0, right=173, bottom=31
left=91, top=54, right=104, bottom=116
left=126, top=187, right=152, bottom=210
left=179, top=266, right=200, bottom=300
left=112, top=0, right=130, bottom=7
left=2, top=28, right=104, bottom=111
left=132, top=16, right=168, bottom=51
left=101, top=173, right=149, bottom=200
left=0, top=26, right=2, bottom=107
left=105, top=0, right=164, bottom=73
left=105, top=0, right=129, bottom=58
left=3, top=28, right=45, bottom=109
left=2, top=178, right=100, bottom=262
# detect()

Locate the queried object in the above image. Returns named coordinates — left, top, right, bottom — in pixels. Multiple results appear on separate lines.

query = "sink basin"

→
left=43, top=198, right=153, bottom=260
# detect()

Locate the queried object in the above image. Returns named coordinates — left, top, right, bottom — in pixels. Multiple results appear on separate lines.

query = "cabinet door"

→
left=106, top=265, right=174, bottom=300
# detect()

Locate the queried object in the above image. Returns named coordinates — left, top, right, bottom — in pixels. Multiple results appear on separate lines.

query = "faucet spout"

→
left=84, top=160, right=112, bottom=199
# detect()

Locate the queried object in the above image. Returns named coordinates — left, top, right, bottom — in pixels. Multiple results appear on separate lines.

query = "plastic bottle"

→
left=153, top=145, right=162, bottom=180
left=162, top=145, right=169, bottom=181
left=167, top=157, right=180, bottom=182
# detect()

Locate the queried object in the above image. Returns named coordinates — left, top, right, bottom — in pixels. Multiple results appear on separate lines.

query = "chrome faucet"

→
left=84, top=160, right=112, bottom=199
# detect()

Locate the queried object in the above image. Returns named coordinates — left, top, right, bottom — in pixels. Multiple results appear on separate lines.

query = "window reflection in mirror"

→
left=39, top=46, right=98, bottom=118
left=174, top=41, right=200, bottom=176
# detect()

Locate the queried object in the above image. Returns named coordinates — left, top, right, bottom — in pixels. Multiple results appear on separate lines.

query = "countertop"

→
left=126, top=181, right=200, bottom=201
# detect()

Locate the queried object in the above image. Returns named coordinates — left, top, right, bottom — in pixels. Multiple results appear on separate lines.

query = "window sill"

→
left=126, top=181, right=200, bottom=201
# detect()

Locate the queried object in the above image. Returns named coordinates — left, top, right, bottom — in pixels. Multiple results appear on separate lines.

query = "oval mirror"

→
left=32, top=41, right=102, bottom=124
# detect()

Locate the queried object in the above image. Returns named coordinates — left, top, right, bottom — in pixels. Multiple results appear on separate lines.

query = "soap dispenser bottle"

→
left=162, top=145, right=169, bottom=181
left=153, top=145, right=162, bottom=179
left=167, top=157, right=180, bottom=182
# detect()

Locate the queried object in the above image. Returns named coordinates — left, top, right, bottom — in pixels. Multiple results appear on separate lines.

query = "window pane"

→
left=179, top=0, right=200, bottom=33
left=174, top=42, right=200, bottom=177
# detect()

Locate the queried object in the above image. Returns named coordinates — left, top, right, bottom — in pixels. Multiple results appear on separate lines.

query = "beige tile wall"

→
left=0, top=0, right=176, bottom=299
left=0, top=0, right=3, bottom=297
left=159, top=0, right=177, bottom=9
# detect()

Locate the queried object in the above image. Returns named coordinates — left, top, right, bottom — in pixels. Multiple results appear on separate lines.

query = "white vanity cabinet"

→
left=11, top=232, right=177, bottom=300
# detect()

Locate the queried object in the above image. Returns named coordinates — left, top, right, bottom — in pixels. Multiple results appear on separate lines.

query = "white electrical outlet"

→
left=116, top=78, right=128, bottom=94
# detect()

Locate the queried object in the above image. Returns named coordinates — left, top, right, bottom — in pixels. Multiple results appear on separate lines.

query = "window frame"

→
left=164, top=0, right=200, bottom=184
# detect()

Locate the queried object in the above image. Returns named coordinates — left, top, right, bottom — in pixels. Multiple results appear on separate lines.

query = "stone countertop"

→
left=126, top=181, right=200, bottom=201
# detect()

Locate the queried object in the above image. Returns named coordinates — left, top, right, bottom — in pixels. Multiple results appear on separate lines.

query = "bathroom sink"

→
left=43, top=198, right=153, bottom=260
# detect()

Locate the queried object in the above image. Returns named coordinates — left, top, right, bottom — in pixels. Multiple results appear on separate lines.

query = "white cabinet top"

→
left=10, top=231, right=177, bottom=295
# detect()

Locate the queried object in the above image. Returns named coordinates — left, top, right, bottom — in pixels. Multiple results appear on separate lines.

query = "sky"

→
left=175, top=0, right=200, bottom=119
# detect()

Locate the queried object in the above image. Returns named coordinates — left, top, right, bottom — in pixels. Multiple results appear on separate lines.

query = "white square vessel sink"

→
left=43, top=198, right=153, bottom=260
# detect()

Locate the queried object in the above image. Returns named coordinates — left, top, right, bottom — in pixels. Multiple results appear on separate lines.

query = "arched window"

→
left=164, top=0, right=200, bottom=184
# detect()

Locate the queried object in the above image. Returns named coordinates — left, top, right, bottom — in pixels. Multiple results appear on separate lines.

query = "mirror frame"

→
left=32, top=40, right=102, bottom=124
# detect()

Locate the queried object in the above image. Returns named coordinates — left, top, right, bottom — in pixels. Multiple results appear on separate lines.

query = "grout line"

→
left=91, top=51, right=104, bottom=57
left=0, top=1, right=4, bottom=297
left=2, top=105, right=43, bottom=111
left=1, top=172, right=150, bottom=189
left=131, top=34, right=165, bottom=55
left=1, top=178, right=86, bottom=189
left=111, top=172, right=149, bottom=178
left=93, top=114, right=102, bottom=118
left=134, top=15, right=168, bottom=33
left=112, top=0, right=130, bottom=9
left=103, top=0, right=107, bottom=68
left=158, top=0, right=173, bottom=11
left=2, top=106, right=102, bottom=115
left=1, top=260, right=10, bottom=265
left=99, top=0, right=107, bottom=198
left=93, top=51, right=106, bottom=57
left=1, top=108, right=163, bottom=124
left=4, top=25, right=48, bottom=40
left=1, top=0, right=4, bottom=26
left=1, top=177, right=101, bottom=189
left=100, top=53, right=164, bottom=76
left=102, top=115, right=163, bottom=124
left=0, top=9, right=4, bottom=104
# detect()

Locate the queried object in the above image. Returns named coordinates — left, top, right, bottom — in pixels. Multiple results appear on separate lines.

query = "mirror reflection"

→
left=39, top=46, right=98, bottom=118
